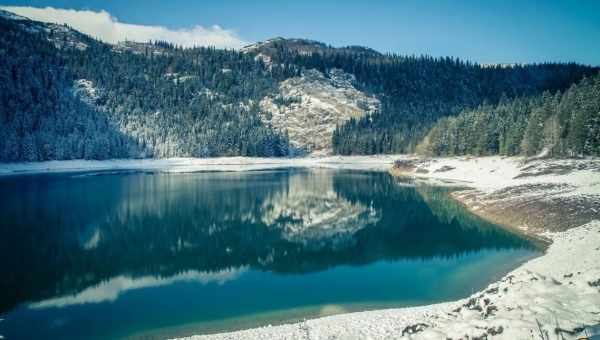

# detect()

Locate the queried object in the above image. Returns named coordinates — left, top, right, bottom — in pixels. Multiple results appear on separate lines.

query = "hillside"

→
left=0, top=9, right=598, bottom=161
left=246, top=37, right=598, bottom=154
left=0, top=10, right=292, bottom=161
left=417, top=73, right=600, bottom=157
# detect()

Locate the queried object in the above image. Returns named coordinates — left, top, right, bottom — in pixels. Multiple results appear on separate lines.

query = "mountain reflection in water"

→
left=0, top=169, right=537, bottom=339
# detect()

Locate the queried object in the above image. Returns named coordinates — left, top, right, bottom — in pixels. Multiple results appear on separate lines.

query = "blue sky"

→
left=1, top=0, right=599, bottom=65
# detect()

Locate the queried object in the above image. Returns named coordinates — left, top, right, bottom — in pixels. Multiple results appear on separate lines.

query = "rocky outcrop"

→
left=260, top=69, right=379, bottom=155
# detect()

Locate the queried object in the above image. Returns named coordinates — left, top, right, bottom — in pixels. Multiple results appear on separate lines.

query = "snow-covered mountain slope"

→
left=241, top=37, right=381, bottom=58
left=260, top=68, right=380, bottom=154
left=241, top=37, right=381, bottom=67
left=243, top=38, right=383, bottom=154
left=0, top=9, right=89, bottom=50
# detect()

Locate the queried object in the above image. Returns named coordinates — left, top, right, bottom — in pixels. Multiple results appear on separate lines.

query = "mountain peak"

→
left=241, top=37, right=326, bottom=54
left=241, top=37, right=381, bottom=57
left=0, top=9, right=30, bottom=21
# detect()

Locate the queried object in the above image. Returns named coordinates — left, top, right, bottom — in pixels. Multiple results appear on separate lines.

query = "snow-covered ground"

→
left=391, top=156, right=600, bottom=234
left=391, top=156, right=600, bottom=196
left=0, top=155, right=401, bottom=176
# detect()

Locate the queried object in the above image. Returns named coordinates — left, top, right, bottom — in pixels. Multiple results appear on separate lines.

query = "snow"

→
left=398, top=156, right=600, bottom=196
left=0, top=155, right=401, bottom=176
left=165, top=73, right=198, bottom=83
left=72, top=79, right=99, bottom=105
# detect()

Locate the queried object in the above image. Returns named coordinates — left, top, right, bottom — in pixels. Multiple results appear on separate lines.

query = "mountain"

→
left=241, top=37, right=382, bottom=61
left=0, top=10, right=292, bottom=161
left=0, top=9, right=598, bottom=161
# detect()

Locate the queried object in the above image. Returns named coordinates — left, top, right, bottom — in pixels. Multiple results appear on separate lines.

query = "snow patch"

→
left=72, top=79, right=99, bottom=105
left=395, top=157, right=600, bottom=195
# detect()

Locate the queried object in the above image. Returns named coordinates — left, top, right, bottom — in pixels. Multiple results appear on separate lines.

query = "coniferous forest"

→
left=261, top=43, right=598, bottom=155
left=416, top=73, right=600, bottom=157
left=1, top=12, right=599, bottom=161
left=0, top=15, right=293, bottom=161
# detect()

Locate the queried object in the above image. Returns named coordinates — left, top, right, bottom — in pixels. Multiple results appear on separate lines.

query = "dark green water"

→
left=0, top=169, right=538, bottom=339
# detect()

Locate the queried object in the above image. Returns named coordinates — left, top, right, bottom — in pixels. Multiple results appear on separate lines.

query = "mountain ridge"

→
left=0, top=9, right=598, bottom=161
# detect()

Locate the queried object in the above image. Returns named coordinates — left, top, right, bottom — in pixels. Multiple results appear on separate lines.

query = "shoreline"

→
left=179, top=156, right=599, bottom=339
left=0, top=155, right=402, bottom=177
left=448, top=190, right=553, bottom=248
left=391, top=169, right=552, bottom=247
left=177, top=219, right=600, bottom=340
left=2, top=156, right=598, bottom=339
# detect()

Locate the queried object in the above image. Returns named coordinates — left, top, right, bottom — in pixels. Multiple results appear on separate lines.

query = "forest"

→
left=1, top=13, right=598, bottom=161
left=258, top=40, right=597, bottom=154
left=416, top=73, right=600, bottom=157
left=0, top=16, right=293, bottom=161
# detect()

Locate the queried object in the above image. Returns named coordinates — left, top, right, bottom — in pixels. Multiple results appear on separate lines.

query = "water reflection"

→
left=260, top=171, right=380, bottom=248
left=0, top=169, right=536, bottom=338
left=29, top=268, right=247, bottom=309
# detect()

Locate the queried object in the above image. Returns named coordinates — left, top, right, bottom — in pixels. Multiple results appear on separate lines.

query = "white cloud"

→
left=0, top=6, right=249, bottom=49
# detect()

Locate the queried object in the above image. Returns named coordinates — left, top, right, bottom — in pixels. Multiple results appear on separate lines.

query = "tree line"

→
left=1, top=14, right=598, bottom=162
left=417, top=73, right=600, bottom=157
left=261, top=42, right=597, bottom=155
left=0, top=17, right=293, bottom=161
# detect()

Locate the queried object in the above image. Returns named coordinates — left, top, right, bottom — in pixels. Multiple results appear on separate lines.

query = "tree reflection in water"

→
left=0, top=169, right=535, bottom=316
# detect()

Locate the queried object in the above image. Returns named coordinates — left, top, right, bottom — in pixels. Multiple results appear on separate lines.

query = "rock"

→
left=392, top=160, right=417, bottom=172
left=434, top=165, right=456, bottom=173
left=259, top=68, right=379, bottom=154
left=401, top=323, right=428, bottom=336
left=487, top=326, right=504, bottom=335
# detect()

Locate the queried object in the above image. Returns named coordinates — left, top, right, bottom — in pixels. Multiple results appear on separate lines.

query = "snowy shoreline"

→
left=0, top=155, right=402, bottom=176
left=179, top=222, right=600, bottom=340
left=2, top=156, right=599, bottom=339
left=178, top=156, right=598, bottom=340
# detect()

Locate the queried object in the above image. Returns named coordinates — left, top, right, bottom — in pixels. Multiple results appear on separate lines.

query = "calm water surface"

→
left=0, top=169, right=539, bottom=339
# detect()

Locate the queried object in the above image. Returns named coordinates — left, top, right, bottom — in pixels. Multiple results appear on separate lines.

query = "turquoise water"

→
left=0, top=169, right=539, bottom=339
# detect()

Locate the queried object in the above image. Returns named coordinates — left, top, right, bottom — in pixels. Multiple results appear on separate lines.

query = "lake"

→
left=0, top=168, right=539, bottom=339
